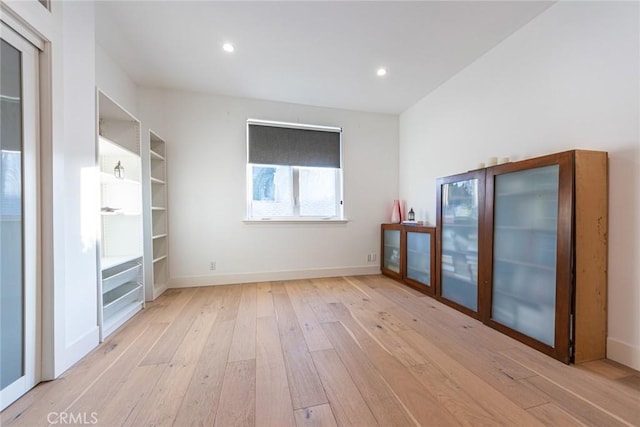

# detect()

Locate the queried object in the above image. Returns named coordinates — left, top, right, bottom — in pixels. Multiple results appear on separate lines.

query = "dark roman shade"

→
left=248, top=123, right=341, bottom=168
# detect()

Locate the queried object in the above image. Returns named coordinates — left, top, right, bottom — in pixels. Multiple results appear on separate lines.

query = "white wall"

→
left=399, top=1, right=640, bottom=369
left=138, top=88, right=399, bottom=286
left=59, top=0, right=99, bottom=372
left=95, top=43, right=138, bottom=117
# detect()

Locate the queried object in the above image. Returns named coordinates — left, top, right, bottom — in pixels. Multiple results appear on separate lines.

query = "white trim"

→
left=0, top=3, right=45, bottom=50
left=607, top=337, right=640, bottom=371
left=38, top=18, right=54, bottom=383
left=153, top=282, right=169, bottom=299
left=243, top=219, right=349, bottom=224
left=58, top=327, right=99, bottom=374
left=247, top=118, right=341, bottom=133
left=169, top=265, right=380, bottom=288
left=0, top=377, right=27, bottom=410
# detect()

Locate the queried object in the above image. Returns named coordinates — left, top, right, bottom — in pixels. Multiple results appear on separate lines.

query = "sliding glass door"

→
left=1, top=22, right=39, bottom=411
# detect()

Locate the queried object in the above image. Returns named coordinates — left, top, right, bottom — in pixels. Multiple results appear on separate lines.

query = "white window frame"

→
left=245, top=119, right=345, bottom=222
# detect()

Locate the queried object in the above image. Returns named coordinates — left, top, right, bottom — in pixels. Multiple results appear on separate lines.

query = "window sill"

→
left=243, top=218, right=349, bottom=224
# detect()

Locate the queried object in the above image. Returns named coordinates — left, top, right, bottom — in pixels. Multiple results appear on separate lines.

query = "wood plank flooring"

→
left=2, top=275, right=639, bottom=427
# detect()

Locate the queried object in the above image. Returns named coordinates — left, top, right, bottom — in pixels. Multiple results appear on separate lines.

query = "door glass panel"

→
left=491, top=165, right=559, bottom=346
left=406, top=231, right=431, bottom=286
left=441, top=179, right=479, bottom=311
left=383, top=229, right=401, bottom=273
left=0, top=39, right=24, bottom=389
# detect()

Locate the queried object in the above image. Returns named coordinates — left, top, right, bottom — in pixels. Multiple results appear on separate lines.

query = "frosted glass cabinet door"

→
left=382, top=228, right=401, bottom=274
left=438, top=175, right=480, bottom=312
left=406, top=231, right=431, bottom=287
left=491, top=165, right=559, bottom=346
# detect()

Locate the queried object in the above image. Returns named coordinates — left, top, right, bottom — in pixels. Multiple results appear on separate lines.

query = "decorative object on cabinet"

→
left=408, top=208, right=415, bottom=221
left=390, top=199, right=402, bottom=223
left=436, top=149, right=607, bottom=364
left=381, top=224, right=436, bottom=296
left=142, top=130, right=169, bottom=301
left=96, top=89, right=144, bottom=342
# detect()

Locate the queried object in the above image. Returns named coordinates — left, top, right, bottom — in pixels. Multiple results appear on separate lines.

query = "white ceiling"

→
left=95, top=1, right=554, bottom=115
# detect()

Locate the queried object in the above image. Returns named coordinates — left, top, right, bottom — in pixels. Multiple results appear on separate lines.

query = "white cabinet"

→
left=143, top=131, right=169, bottom=300
left=97, top=90, right=144, bottom=341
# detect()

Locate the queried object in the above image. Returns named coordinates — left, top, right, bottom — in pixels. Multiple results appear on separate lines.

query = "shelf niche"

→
left=97, top=89, right=144, bottom=342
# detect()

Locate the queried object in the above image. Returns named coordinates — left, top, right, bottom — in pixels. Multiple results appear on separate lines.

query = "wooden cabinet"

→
left=381, top=224, right=403, bottom=280
left=97, top=90, right=144, bottom=341
left=143, top=130, right=169, bottom=301
left=436, top=150, right=607, bottom=363
left=436, top=170, right=485, bottom=318
left=381, top=224, right=436, bottom=295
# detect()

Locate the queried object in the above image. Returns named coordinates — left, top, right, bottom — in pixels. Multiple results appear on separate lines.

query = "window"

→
left=246, top=120, right=343, bottom=220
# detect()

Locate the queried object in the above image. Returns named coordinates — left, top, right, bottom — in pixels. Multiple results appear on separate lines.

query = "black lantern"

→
left=408, top=208, right=415, bottom=221
left=114, top=161, right=125, bottom=179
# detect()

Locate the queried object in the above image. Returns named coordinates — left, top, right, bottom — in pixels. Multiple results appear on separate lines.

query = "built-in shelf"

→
left=150, top=150, right=165, bottom=161
left=97, top=89, right=144, bottom=342
left=101, top=255, right=143, bottom=271
left=144, top=130, right=169, bottom=302
left=100, top=172, right=140, bottom=186
left=101, top=211, right=141, bottom=216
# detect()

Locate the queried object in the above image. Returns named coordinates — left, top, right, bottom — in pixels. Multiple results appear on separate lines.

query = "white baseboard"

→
left=153, top=282, right=169, bottom=299
left=607, top=337, right=640, bottom=371
left=169, top=265, right=380, bottom=288
left=54, top=326, right=100, bottom=379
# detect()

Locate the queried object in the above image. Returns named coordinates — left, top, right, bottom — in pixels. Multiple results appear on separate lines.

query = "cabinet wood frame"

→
left=435, top=149, right=607, bottom=364
left=482, top=151, right=574, bottom=363
left=380, top=224, right=404, bottom=281
left=381, top=224, right=436, bottom=296
left=435, top=169, right=486, bottom=320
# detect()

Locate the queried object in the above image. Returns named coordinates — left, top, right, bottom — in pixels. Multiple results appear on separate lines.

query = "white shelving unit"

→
left=97, top=90, right=144, bottom=341
left=143, top=130, right=169, bottom=301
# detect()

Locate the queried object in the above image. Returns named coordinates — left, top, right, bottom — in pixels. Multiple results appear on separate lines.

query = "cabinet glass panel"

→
left=406, top=231, right=431, bottom=286
left=441, top=179, right=479, bottom=311
left=383, top=229, right=401, bottom=273
left=491, top=165, right=559, bottom=346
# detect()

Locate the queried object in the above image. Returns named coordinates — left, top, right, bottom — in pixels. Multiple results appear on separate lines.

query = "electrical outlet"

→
left=209, top=261, right=216, bottom=271
left=367, top=253, right=378, bottom=263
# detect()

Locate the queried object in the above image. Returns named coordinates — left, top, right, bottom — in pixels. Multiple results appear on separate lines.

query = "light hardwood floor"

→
left=2, top=275, right=639, bottom=426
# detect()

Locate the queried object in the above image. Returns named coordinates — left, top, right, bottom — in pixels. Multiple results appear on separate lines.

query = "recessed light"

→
left=222, top=43, right=235, bottom=53
left=376, top=67, right=387, bottom=77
